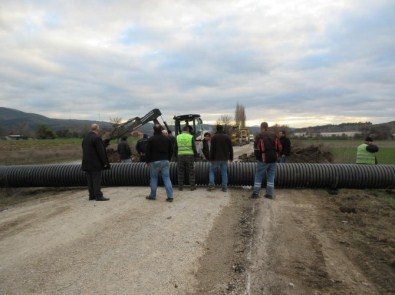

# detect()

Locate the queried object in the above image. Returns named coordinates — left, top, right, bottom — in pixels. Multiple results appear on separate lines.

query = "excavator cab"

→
left=173, top=114, right=204, bottom=140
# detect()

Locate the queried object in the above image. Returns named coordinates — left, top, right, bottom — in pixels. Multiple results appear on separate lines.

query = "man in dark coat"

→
left=136, top=134, right=149, bottom=162
left=117, top=136, right=132, bottom=163
left=208, top=125, right=233, bottom=192
left=82, top=124, right=110, bottom=201
left=145, top=124, right=174, bottom=202
left=252, top=122, right=282, bottom=199
left=278, top=130, right=291, bottom=163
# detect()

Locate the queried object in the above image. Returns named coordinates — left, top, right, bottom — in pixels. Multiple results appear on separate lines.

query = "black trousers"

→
left=85, top=171, right=103, bottom=199
left=177, top=155, right=195, bottom=187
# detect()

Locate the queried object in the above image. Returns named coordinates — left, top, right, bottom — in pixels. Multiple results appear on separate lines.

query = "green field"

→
left=1, top=137, right=394, bottom=165
left=292, top=139, right=395, bottom=164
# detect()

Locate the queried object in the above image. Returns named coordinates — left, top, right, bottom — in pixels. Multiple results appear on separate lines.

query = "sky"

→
left=0, top=0, right=394, bottom=128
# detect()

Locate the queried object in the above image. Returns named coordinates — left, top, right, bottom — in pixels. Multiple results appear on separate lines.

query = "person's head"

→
left=365, top=136, right=373, bottom=143
left=182, top=126, right=190, bottom=133
left=279, top=130, right=286, bottom=137
left=260, top=122, right=268, bottom=131
left=216, top=124, right=223, bottom=132
left=121, top=136, right=127, bottom=141
left=153, top=124, right=162, bottom=134
left=204, top=132, right=211, bottom=141
left=91, top=123, right=100, bottom=134
left=162, top=129, right=168, bottom=136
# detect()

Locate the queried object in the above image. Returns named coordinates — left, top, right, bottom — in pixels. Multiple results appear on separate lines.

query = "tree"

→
left=36, top=124, right=56, bottom=139
left=217, top=115, right=233, bottom=135
left=235, top=103, right=246, bottom=128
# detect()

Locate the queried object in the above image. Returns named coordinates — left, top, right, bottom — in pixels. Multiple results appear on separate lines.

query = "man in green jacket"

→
left=175, top=125, right=198, bottom=191
left=356, top=136, right=379, bottom=164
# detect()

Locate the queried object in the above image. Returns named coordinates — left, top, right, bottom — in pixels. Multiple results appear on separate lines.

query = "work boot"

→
left=190, top=186, right=196, bottom=191
left=207, top=186, right=215, bottom=191
left=264, top=194, right=273, bottom=199
left=96, top=197, right=110, bottom=201
left=251, top=193, right=260, bottom=199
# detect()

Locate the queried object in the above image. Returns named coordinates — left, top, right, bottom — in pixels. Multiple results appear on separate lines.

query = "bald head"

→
left=91, top=124, right=100, bottom=133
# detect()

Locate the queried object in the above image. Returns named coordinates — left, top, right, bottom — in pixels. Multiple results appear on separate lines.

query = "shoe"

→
left=145, top=196, right=156, bottom=200
left=251, top=193, right=260, bottom=199
left=190, top=186, right=196, bottom=191
left=207, top=186, right=215, bottom=191
left=264, top=194, right=273, bottom=199
left=96, top=197, right=110, bottom=201
left=178, top=186, right=183, bottom=191
left=166, top=198, right=173, bottom=202
left=89, top=197, right=95, bottom=201
left=221, top=187, right=227, bottom=192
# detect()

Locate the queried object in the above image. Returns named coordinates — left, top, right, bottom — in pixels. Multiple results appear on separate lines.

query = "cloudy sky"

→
left=1, top=0, right=394, bottom=128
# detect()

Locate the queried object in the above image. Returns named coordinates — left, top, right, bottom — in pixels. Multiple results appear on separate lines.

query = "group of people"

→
left=81, top=121, right=379, bottom=202
left=81, top=121, right=287, bottom=202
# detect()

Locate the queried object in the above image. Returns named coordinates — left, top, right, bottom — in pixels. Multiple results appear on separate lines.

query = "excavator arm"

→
left=103, top=108, right=170, bottom=145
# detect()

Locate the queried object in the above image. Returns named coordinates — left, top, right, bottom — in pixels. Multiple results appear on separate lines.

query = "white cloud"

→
left=0, top=0, right=394, bottom=128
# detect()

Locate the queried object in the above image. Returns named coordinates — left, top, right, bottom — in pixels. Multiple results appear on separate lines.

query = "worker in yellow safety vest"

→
left=356, top=136, right=379, bottom=164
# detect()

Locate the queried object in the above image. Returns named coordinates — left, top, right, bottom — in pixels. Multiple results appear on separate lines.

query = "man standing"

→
left=117, top=136, right=132, bottom=163
left=202, top=132, right=211, bottom=161
left=356, top=136, right=379, bottom=164
left=145, top=124, right=174, bottom=202
left=208, top=125, right=233, bottom=192
left=81, top=124, right=110, bottom=201
left=251, top=122, right=282, bottom=199
left=175, top=126, right=198, bottom=191
left=278, top=130, right=291, bottom=163
left=136, top=134, right=149, bottom=162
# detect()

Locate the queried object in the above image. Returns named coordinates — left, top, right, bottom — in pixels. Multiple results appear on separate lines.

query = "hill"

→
left=0, top=107, right=112, bottom=136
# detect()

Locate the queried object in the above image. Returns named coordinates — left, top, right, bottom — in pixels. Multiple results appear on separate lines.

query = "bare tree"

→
left=217, top=115, right=233, bottom=135
left=235, top=103, right=246, bottom=128
left=109, top=117, right=123, bottom=127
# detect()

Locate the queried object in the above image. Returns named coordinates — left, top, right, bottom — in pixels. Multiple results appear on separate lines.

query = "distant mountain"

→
left=0, top=107, right=112, bottom=136
left=1, top=107, right=393, bottom=138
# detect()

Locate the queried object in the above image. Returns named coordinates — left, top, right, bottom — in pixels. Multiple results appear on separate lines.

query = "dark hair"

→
left=182, top=125, right=190, bottom=132
left=153, top=124, right=162, bottom=133
left=121, top=136, right=127, bottom=141
left=204, top=132, right=211, bottom=137
left=216, top=124, right=223, bottom=131
left=260, top=122, right=268, bottom=129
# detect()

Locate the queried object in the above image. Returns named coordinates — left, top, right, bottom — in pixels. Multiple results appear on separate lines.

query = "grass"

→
left=0, top=137, right=139, bottom=165
left=1, top=137, right=394, bottom=165
left=292, top=139, right=395, bottom=164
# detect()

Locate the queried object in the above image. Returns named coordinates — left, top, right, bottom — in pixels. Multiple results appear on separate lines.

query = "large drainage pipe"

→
left=1, top=163, right=394, bottom=189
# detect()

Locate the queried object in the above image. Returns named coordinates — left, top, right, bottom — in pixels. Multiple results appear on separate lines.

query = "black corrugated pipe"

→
left=0, top=163, right=394, bottom=189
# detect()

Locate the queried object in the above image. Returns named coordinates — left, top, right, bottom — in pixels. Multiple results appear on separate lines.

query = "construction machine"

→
left=103, top=108, right=204, bottom=145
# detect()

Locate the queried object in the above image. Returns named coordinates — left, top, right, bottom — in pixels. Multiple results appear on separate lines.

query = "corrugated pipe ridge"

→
left=0, top=163, right=394, bottom=189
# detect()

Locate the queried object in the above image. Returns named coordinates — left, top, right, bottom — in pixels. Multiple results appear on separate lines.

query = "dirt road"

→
left=1, top=186, right=394, bottom=294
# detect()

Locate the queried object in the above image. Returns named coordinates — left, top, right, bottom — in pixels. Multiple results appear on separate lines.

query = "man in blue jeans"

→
left=145, top=124, right=174, bottom=202
left=252, top=122, right=282, bottom=199
left=208, top=124, right=233, bottom=192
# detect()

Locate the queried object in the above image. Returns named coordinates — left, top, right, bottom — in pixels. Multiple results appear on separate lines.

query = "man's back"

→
left=210, top=132, right=233, bottom=161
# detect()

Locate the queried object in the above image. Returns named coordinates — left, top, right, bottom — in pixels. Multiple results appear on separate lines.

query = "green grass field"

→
left=292, top=139, right=395, bottom=164
left=1, top=137, right=394, bottom=165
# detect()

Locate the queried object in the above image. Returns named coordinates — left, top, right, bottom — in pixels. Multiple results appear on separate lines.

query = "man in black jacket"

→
left=82, top=124, right=110, bottom=201
left=117, top=136, right=132, bottom=163
left=145, top=124, right=174, bottom=202
left=208, top=125, right=233, bottom=192
left=278, top=130, right=291, bottom=163
left=252, top=122, right=282, bottom=199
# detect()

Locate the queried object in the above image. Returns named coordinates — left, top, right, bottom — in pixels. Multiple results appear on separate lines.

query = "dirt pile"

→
left=238, top=143, right=333, bottom=163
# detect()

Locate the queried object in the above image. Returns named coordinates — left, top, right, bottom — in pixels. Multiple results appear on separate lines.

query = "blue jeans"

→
left=253, top=161, right=277, bottom=196
left=209, top=161, right=228, bottom=189
left=149, top=160, right=173, bottom=199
